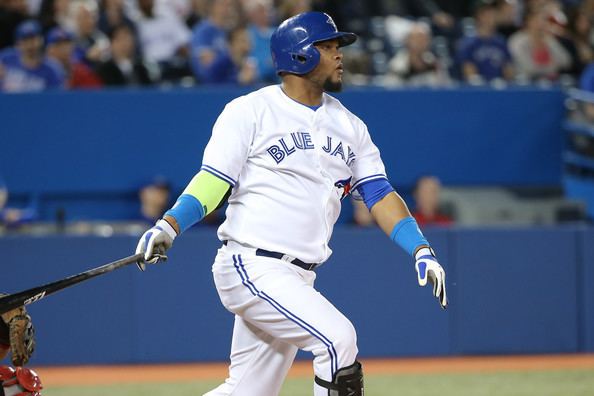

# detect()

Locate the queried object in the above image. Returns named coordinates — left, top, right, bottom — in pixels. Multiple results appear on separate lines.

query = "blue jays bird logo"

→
left=326, top=15, right=337, bottom=30
left=334, top=177, right=352, bottom=201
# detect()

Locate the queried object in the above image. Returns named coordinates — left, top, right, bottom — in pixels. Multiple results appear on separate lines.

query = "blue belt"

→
left=223, top=241, right=318, bottom=271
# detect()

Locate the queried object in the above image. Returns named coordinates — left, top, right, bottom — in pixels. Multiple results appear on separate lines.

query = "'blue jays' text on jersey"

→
left=201, top=85, right=388, bottom=263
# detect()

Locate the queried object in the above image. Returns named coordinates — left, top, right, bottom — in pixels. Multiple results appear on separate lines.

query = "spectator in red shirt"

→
left=45, top=26, right=103, bottom=89
left=508, top=8, right=571, bottom=81
left=412, top=176, right=453, bottom=227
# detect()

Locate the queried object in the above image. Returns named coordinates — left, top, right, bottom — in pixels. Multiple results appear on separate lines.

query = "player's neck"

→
left=281, top=77, right=323, bottom=107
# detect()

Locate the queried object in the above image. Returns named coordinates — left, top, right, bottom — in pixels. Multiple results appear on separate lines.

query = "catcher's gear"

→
left=415, top=247, right=448, bottom=309
left=315, top=360, right=364, bottom=396
left=135, top=219, right=177, bottom=271
left=0, top=295, right=35, bottom=366
left=0, top=345, right=8, bottom=362
left=0, top=365, right=43, bottom=395
left=0, top=321, right=9, bottom=361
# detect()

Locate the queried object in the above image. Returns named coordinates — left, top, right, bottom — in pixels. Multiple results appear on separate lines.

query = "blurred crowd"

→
left=0, top=0, right=593, bottom=92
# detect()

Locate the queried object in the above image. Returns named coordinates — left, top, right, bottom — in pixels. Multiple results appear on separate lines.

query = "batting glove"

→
left=414, top=247, right=448, bottom=309
left=135, top=219, right=177, bottom=271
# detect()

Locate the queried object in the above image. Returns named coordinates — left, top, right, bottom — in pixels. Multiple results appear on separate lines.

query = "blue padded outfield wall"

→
left=0, top=86, right=565, bottom=221
left=2, top=226, right=593, bottom=366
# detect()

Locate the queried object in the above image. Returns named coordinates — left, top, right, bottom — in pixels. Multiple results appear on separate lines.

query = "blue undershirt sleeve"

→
left=355, top=178, right=429, bottom=256
left=355, top=178, right=395, bottom=210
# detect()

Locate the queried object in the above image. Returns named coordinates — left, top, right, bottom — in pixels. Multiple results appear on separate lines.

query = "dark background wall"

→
left=3, top=227, right=592, bottom=366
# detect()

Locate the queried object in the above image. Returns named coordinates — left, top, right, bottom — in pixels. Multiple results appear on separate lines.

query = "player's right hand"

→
left=135, top=219, right=177, bottom=271
left=414, top=247, right=447, bottom=309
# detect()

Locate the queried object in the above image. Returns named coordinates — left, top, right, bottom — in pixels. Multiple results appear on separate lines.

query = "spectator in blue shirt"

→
left=200, top=25, right=257, bottom=84
left=457, top=0, right=514, bottom=83
left=0, top=20, right=65, bottom=92
left=189, top=0, right=235, bottom=83
left=245, top=0, right=276, bottom=83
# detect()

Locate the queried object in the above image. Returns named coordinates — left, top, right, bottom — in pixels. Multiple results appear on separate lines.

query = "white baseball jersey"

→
left=201, top=84, right=387, bottom=264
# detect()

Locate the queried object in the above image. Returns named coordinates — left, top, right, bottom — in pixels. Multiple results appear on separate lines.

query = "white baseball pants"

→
left=203, top=241, right=358, bottom=396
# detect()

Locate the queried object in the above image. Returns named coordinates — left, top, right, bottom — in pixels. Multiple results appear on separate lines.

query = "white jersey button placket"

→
left=311, top=109, right=335, bottom=259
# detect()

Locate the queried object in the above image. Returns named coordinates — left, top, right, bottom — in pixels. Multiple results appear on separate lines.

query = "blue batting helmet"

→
left=270, top=12, right=357, bottom=76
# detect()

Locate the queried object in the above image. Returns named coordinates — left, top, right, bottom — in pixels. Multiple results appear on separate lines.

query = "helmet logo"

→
left=326, top=15, right=337, bottom=31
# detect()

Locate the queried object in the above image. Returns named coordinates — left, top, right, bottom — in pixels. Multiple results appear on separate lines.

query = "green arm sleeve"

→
left=183, top=170, right=231, bottom=216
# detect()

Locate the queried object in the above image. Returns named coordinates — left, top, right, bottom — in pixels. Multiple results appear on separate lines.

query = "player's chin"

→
left=323, top=75, right=343, bottom=93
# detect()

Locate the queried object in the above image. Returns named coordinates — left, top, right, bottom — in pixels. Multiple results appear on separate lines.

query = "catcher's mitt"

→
left=0, top=294, right=35, bottom=366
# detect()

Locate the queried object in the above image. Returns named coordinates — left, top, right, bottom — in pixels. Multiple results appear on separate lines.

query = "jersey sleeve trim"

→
left=355, top=179, right=395, bottom=210
left=351, top=174, right=387, bottom=191
left=201, top=164, right=237, bottom=187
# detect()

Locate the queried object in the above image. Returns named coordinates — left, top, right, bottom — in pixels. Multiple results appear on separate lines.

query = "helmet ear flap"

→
left=291, top=53, right=309, bottom=64
left=286, top=45, right=320, bottom=74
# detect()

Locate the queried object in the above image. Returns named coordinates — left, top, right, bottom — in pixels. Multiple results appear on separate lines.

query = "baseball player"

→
left=136, top=11, right=447, bottom=396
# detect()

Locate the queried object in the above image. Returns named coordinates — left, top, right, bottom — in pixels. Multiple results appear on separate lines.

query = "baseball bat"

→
left=0, top=253, right=144, bottom=315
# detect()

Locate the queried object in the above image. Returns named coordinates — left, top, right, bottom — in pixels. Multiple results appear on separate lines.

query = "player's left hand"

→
left=414, top=247, right=447, bottom=309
